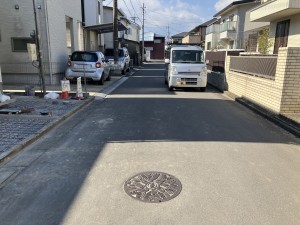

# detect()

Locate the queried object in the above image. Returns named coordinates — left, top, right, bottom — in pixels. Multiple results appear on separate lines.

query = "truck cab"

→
left=164, top=45, right=207, bottom=91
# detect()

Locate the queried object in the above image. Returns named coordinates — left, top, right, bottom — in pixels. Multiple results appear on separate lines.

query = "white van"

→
left=164, top=45, right=207, bottom=91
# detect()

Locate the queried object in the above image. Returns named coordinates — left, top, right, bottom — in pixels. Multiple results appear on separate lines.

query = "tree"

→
left=258, top=27, right=273, bottom=54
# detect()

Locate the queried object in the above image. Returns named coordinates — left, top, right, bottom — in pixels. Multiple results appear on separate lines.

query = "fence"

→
left=229, top=55, right=278, bottom=79
left=205, top=50, right=243, bottom=73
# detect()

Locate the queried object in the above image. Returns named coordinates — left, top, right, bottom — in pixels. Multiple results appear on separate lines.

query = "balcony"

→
left=219, top=21, right=236, bottom=40
left=250, top=0, right=300, bottom=22
left=206, top=24, right=220, bottom=35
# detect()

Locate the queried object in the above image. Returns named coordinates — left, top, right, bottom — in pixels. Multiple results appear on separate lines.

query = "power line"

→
left=105, top=0, right=113, bottom=6
left=122, top=0, right=134, bottom=17
left=129, top=0, right=142, bottom=23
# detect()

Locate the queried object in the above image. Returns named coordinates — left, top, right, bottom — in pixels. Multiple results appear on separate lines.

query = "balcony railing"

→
left=206, top=24, right=220, bottom=35
left=229, top=55, right=278, bottom=79
left=220, top=21, right=237, bottom=33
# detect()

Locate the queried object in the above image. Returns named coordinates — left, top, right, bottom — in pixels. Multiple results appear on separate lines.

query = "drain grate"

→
left=124, top=171, right=182, bottom=203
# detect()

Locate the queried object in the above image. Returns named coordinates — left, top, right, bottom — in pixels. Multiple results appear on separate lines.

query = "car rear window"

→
left=71, top=52, right=98, bottom=62
left=105, top=49, right=124, bottom=57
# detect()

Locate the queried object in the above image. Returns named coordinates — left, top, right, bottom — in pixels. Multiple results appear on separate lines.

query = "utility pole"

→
left=33, top=0, right=46, bottom=95
left=141, top=3, right=145, bottom=63
left=167, top=24, right=170, bottom=43
left=113, top=0, right=119, bottom=64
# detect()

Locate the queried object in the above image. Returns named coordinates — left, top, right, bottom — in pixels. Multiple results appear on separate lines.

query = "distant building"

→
left=142, top=32, right=165, bottom=61
left=182, top=18, right=218, bottom=48
left=205, top=0, right=260, bottom=50
left=170, top=32, right=188, bottom=44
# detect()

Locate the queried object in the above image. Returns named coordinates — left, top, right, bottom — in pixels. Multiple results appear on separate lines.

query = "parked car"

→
left=105, top=47, right=130, bottom=75
left=65, top=51, right=111, bottom=85
left=164, top=45, right=207, bottom=91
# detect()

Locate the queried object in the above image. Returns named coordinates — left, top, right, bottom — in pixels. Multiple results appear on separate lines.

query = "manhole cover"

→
left=124, top=171, right=182, bottom=203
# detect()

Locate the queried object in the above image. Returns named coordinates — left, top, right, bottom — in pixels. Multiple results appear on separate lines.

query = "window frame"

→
left=11, top=37, right=34, bottom=52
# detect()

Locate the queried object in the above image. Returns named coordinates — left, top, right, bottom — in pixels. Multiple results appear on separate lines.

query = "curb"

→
left=0, top=97, right=94, bottom=165
left=235, top=97, right=300, bottom=138
left=0, top=69, right=138, bottom=165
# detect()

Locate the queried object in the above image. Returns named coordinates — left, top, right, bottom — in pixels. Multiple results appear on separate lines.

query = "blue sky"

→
left=105, top=0, right=234, bottom=37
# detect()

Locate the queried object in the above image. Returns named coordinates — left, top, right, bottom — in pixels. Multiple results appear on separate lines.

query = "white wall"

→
left=0, top=0, right=82, bottom=65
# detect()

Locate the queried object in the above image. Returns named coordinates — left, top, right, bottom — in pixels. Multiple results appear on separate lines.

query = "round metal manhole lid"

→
left=124, top=171, right=182, bottom=203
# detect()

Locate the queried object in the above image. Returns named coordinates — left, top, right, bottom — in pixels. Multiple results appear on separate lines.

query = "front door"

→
left=273, top=20, right=290, bottom=54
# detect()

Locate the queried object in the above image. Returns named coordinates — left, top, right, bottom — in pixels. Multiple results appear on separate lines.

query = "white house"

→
left=102, top=6, right=140, bottom=64
left=205, top=0, right=260, bottom=50
left=0, top=0, right=83, bottom=85
left=82, top=0, right=105, bottom=51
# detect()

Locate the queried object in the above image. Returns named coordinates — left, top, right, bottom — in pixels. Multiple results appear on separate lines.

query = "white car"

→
left=165, top=45, right=207, bottom=91
left=105, top=47, right=130, bottom=75
left=65, top=51, right=111, bottom=85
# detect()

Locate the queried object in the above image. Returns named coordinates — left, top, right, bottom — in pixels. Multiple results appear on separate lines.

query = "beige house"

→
left=250, top=0, right=300, bottom=54
left=211, top=0, right=260, bottom=50
left=219, top=0, right=300, bottom=115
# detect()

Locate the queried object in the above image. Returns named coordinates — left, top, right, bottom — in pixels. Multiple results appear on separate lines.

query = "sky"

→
left=104, top=0, right=235, bottom=37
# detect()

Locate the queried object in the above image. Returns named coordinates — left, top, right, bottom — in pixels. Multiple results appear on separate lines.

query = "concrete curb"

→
left=0, top=97, right=94, bottom=165
left=235, top=97, right=300, bottom=138
left=0, top=68, right=137, bottom=165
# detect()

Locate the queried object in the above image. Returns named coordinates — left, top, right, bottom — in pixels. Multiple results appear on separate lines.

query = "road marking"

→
left=94, top=77, right=128, bottom=100
left=135, top=69, right=165, bottom=71
left=132, top=76, right=164, bottom=78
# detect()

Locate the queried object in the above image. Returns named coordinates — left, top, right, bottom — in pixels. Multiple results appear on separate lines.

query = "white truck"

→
left=164, top=45, right=207, bottom=91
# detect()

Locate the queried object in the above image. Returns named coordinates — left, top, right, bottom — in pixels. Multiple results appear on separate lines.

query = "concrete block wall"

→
left=207, top=71, right=226, bottom=92
left=226, top=47, right=300, bottom=114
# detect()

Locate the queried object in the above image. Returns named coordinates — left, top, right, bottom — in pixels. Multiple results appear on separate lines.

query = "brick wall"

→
left=226, top=47, right=300, bottom=114
left=278, top=47, right=300, bottom=113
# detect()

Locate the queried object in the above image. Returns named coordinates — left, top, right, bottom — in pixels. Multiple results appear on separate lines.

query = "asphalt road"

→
left=0, top=63, right=299, bottom=225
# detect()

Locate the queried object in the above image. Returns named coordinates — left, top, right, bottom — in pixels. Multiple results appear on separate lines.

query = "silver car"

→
left=65, top=51, right=111, bottom=85
left=105, top=47, right=130, bottom=75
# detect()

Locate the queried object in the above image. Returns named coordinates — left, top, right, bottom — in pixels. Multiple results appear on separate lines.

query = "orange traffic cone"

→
left=61, top=91, right=69, bottom=99
left=61, top=78, right=70, bottom=99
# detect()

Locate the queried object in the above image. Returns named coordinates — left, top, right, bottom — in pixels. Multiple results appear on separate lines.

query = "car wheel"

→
left=106, top=71, right=111, bottom=81
left=168, top=86, right=174, bottom=91
left=121, top=68, right=126, bottom=75
left=99, top=75, right=104, bottom=85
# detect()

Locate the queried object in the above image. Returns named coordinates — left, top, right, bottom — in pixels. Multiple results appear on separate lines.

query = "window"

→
left=172, top=50, right=204, bottom=63
left=71, top=52, right=98, bottom=62
left=207, top=42, right=211, bottom=50
left=11, top=38, right=34, bottom=52
left=154, top=39, right=161, bottom=44
left=274, top=20, right=290, bottom=54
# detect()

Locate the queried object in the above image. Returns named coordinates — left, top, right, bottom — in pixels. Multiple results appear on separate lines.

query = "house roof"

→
left=188, top=18, right=219, bottom=34
left=142, top=32, right=165, bottom=41
left=200, top=18, right=219, bottom=27
left=171, top=32, right=189, bottom=39
left=214, top=0, right=257, bottom=17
